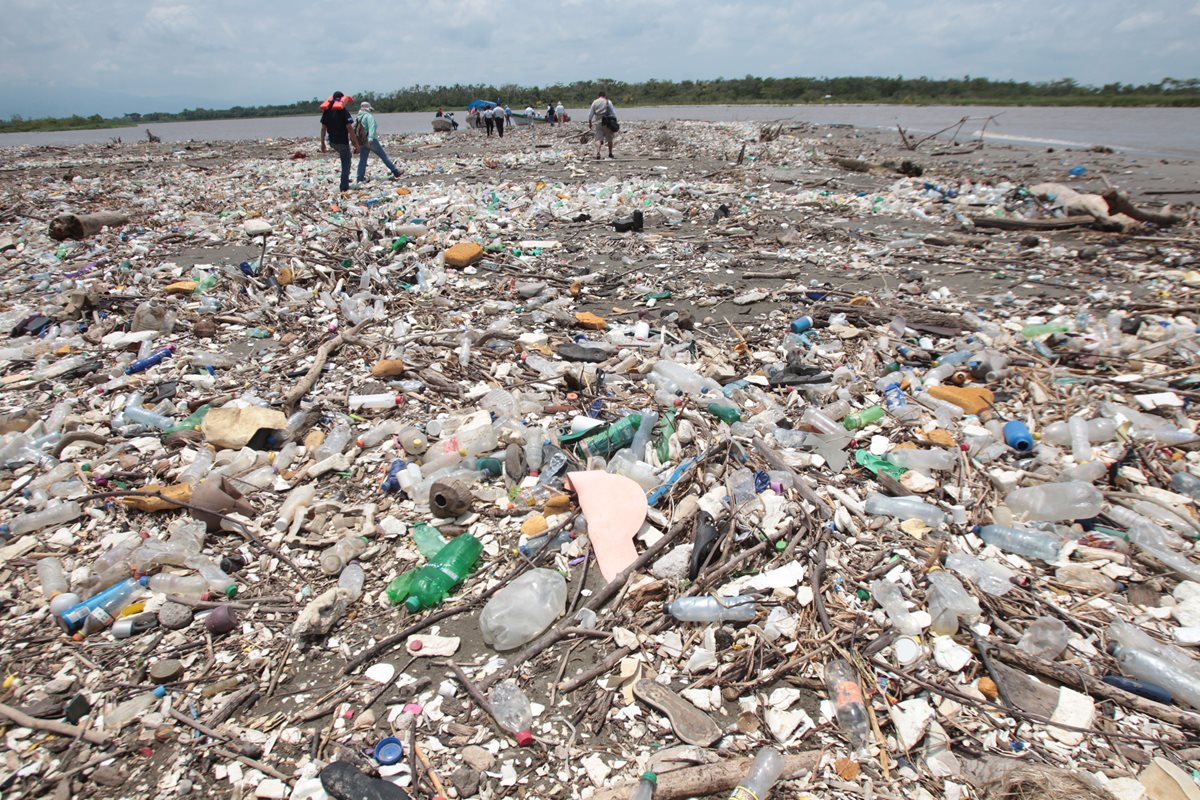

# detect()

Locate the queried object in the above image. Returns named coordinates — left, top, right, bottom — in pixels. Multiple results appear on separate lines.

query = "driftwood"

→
left=49, top=211, right=131, bottom=240
left=590, top=751, right=821, bottom=800
left=0, top=702, right=111, bottom=746
left=969, top=215, right=1096, bottom=232
left=1102, top=190, right=1185, bottom=226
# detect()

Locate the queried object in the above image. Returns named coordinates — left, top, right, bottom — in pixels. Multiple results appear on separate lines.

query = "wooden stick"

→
left=414, top=742, right=449, bottom=799
left=0, top=702, right=111, bottom=746
left=281, top=319, right=372, bottom=412
left=590, top=751, right=821, bottom=800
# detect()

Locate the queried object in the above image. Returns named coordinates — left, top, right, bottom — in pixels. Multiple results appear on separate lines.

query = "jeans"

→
left=331, top=141, right=351, bottom=191
left=357, top=139, right=401, bottom=181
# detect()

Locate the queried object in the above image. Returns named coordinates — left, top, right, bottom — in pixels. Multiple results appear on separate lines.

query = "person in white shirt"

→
left=587, top=91, right=617, bottom=159
left=483, top=106, right=495, bottom=137
left=555, top=101, right=566, bottom=124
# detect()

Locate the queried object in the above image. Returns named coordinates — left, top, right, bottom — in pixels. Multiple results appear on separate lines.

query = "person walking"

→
left=319, top=91, right=359, bottom=192
left=587, top=90, right=618, bottom=160
left=555, top=101, right=566, bottom=124
left=546, top=103, right=555, bottom=125
left=495, top=101, right=506, bottom=138
left=483, top=106, right=495, bottom=137
left=354, top=102, right=402, bottom=183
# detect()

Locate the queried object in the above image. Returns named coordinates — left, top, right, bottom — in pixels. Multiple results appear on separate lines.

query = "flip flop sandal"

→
left=634, top=679, right=723, bottom=746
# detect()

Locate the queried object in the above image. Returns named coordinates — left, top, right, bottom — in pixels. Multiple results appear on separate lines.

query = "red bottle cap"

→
left=515, top=729, right=534, bottom=747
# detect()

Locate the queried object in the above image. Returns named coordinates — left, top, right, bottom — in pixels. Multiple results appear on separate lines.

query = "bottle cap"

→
left=642, top=772, right=657, bottom=784
left=223, top=584, right=238, bottom=598
left=894, top=635, right=923, bottom=666
left=515, top=729, right=534, bottom=747
left=373, top=736, right=405, bottom=765
left=152, top=686, right=168, bottom=698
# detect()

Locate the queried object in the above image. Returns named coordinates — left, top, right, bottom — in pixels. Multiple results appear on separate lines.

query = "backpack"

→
left=353, top=116, right=368, bottom=147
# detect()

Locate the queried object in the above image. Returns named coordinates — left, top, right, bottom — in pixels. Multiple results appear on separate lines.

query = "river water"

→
left=1, top=104, right=1196, bottom=159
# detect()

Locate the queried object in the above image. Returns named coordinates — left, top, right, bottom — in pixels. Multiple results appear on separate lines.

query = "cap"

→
left=641, top=772, right=657, bottom=784
left=152, top=686, right=167, bottom=698
left=515, top=729, right=534, bottom=747
left=359, top=102, right=373, bottom=112
left=373, top=736, right=405, bottom=765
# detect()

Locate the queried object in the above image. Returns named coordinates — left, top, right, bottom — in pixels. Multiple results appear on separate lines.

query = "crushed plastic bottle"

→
left=479, top=568, right=567, bottom=651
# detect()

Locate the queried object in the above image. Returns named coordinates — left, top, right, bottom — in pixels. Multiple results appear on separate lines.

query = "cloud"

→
left=2, top=0, right=1198, bottom=118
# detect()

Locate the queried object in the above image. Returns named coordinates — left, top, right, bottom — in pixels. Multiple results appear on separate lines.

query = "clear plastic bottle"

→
left=664, top=595, right=757, bottom=623
left=728, top=747, right=784, bottom=800
left=357, top=420, right=403, bottom=449
left=926, top=569, right=980, bottom=636
left=1068, top=416, right=1093, bottom=463
left=186, top=556, right=237, bottom=597
left=338, top=561, right=365, bottom=602
left=320, top=535, right=369, bottom=575
left=148, top=572, right=208, bottom=598
left=1, top=501, right=82, bottom=535
left=978, top=524, right=1063, bottom=562
left=122, top=404, right=176, bottom=430
left=631, top=771, right=657, bottom=800
left=1042, top=417, right=1118, bottom=446
left=104, top=686, right=167, bottom=731
left=480, top=568, right=567, bottom=651
left=944, top=553, right=1015, bottom=596
left=488, top=678, right=535, bottom=746
left=823, top=660, right=870, bottom=754
left=178, top=446, right=215, bottom=486
left=1004, top=481, right=1102, bottom=522
left=1109, top=621, right=1200, bottom=709
left=37, top=557, right=80, bottom=616
left=864, top=493, right=947, bottom=527
left=313, top=421, right=352, bottom=462
left=1105, top=504, right=1183, bottom=550
left=870, top=579, right=923, bottom=635
left=349, top=393, right=403, bottom=410
left=1054, top=564, right=1119, bottom=593
left=772, top=426, right=815, bottom=448
left=885, top=448, right=957, bottom=472
left=800, top=407, right=844, bottom=437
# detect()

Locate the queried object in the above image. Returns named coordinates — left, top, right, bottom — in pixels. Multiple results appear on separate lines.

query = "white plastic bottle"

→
left=728, top=747, right=784, bottom=800
left=1004, top=481, right=1102, bottom=522
left=104, top=686, right=167, bottom=731
left=978, top=524, right=1063, bottom=562
left=338, top=561, right=365, bottom=602
left=320, top=535, right=368, bottom=575
left=1, top=501, right=82, bottom=536
left=885, top=448, right=957, bottom=472
left=664, top=595, right=757, bottom=623
left=37, top=557, right=80, bottom=616
left=864, top=493, right=947, bottom=527
left=479, top=568, right=567, bottom=651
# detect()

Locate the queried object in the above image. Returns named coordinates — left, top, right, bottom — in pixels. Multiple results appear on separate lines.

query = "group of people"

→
left=319, top=89, right=621, bottom=191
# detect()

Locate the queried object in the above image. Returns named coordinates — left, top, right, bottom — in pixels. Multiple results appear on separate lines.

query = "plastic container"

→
left=357, top=420, right=403, bottom=448
left=1043, top=417, right=1118, bottom=446
left=1068, top=415, right=1093, bottom=462
left=1, top=501, right=82, bottom=535
left=945, top=552, right=1015, bottom=596
left=338, top=562, right=365, bottom=602
left=187, top=557, right=237, bottom=597
left=823, top=660, right=869, bottom=753
left=978, top=524, right=1063, bottom=562
left=480, top=568, right=568, bottom=651
left=1017, top=616, right=1070, bottom=660
left=1002, top=420, right=1034, bottom=453
left=488, top=678, right=535, bottom=746
left=349, top=393, right=403, bottom=410
left=885, top=448, right=957, bottom=472
left=864, top=493, right=947, bottom=527
left=37, top=557, right=80, bottom=616
left=926, top=569, right=980, bottom=636
left=104, top=686, right=167, bottom=731
left=728, top=747, right=784, bottom=800
left=870, top=579, right=923, bottom=635
left=1109, top=621, right=1200, bottom=709
left=124, top=345, right=175, bottom=375
left=1005, top=481, right=1102, bottom=522
left=664, top=595, right=757, bottom=623
left=801, top=407, right=843, bottom=437
left=312, top=421, right=352, bottom=462
left=148, top=572, right=208, bottom=598
left=578, top=414, right=642, bottom=459
left=391, top=534, right=482, bottom=611
left=320, top=535, right=369, bottom=575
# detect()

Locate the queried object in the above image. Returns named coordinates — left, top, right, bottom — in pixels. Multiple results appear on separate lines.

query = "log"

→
left=49, top=211, right=131, bottom=240
left=590, top=751, right=821, bottom=800
left=1102, top=190, right=1185, bottom=227
left=969, top=215, right=1096, bottom=231
left=0, top=701, right=111, bottom=746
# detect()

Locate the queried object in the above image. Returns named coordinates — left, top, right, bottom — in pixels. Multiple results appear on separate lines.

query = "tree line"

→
left=4, top=75, right=1198, bottom=132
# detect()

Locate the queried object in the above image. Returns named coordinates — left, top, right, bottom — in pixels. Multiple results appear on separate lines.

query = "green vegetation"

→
left=4, top=75, right=1198, bottom=133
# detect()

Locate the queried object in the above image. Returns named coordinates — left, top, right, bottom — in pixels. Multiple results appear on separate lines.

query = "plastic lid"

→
left=515, top=729, right=534, bottom=747
left=152, top=686, right=167, bottom=698
left=403, top=596, right=422, bottom=613
left=223, top=584, right=238, bottom=598
left=373, top=736, right=405, bottom=765
left=642, top=772, right=657, bottom=784
left=894, top=635, right=923, bottom=666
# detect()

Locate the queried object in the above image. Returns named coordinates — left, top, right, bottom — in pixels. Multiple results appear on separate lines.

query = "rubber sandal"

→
left=633, top=679, right=723, bottom=746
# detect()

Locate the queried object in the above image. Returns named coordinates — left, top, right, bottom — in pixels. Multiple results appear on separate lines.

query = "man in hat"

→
left=354, top=102, right=402, bottom=183
left=319, top=91, right=359, bottom=192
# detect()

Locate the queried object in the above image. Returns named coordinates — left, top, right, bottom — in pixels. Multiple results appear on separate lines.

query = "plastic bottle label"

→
left=90, top=607, right=115, bottom=626
left=729, top=786, right=761, bottom=800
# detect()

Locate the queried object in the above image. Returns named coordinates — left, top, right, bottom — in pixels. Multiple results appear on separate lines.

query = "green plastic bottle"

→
left=192, top=272, right=219, bottom=294
left=163, top=404, right=211, bottom=435
left=393, top=534, right=483, bottom=612
left=413, top=522, right=449, bottom=559
left=706, top=404, right=743, bottom=424
left=842, top=406, right=884, bottom=431
left=1020, top=323, right=1070, bottom=339
left=577, top=414, right=642, bottom=459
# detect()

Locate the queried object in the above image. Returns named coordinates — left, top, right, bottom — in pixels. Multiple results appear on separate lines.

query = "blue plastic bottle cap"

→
left=373, top=736, right=405, bottom=765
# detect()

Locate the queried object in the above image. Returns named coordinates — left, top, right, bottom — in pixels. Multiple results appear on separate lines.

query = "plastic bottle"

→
left=480, top=568, right=568, bottom=651
left=0, top=500, right=82, bottom=535
left=1002, top=420, right=1034, bottom=453
left=630, top=771, right=657, bottom=800
left=122, top=403, right=175, bottom=430
left=78, top=576, right=150, bottom=636
left=801, top=407, right=843, bottom=437
left=578, top=414, right=642, bottom=459
left=381, top=459, right=407, bottom=493
left=338, top=561, right=365, bottom=602
left=1005, top=481, right=1102, bottom=522
left=320, top=535, right=369, bottom=575
left=186, top=556, right=237, bottom=597
left=978, top=524, right=1063, bottom=562
left=870, top=579, right=923, bottom=635
left=728, top=747, right=784, bottom=800
left=944, top=552, right=1015, bottom=596
left=357, top=420, right=402, bottom=448
left=519, top=528, right=575, bottom=558
left=394, top=534, right=483, bottom=611
left=178, top=447, right=215, bottom=486
left=124, top=345, right=176, bottom=375
left=882, top=382, right=921, bottom=424
left=1108, top=621, right=1200, bottom=709
left=1042, top=417, right=1118, bottom=446
left=926, top=569, right=980, bottom=636
left=628, top=411, right=658, bottom=461
left=488, top=679, right=535, bottom=746
left=275, top=484, right=315, bottom=532
left=413, top=522, right=449, bottom=559
left=707, top=404, right=743, bottom=425
left=313, top=421, right=352, bottom=462
left=148, top=572, right=208, bottom=598
left=864, top=493, right=947, bottom=527
left=1170, top=472, right=1200, bottom=502
left=349, top=393, right=403, bottom=410
left=663, top=595, right=757, bottom=623
left=104, top=686, right=167, bottom=731
left=823, top=660, right=870, bottom=754
left=885, top=448, right=957, bottom=472
left=842, top=406, right=884, bottom=431
left=37, top=557, right=80, bottom=616
left=1068, top=416, right=1093, bottom=462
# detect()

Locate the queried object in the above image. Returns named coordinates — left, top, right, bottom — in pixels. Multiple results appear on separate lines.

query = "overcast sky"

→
left=2, top=0, right=1197, bottom=118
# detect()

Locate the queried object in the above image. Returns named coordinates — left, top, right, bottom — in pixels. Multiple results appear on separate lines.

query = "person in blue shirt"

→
left=354, top=102, right=402, bottom=183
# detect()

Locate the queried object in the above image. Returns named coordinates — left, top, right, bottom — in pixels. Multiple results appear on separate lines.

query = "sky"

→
left=1, top=0, right=1198, bottom=118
